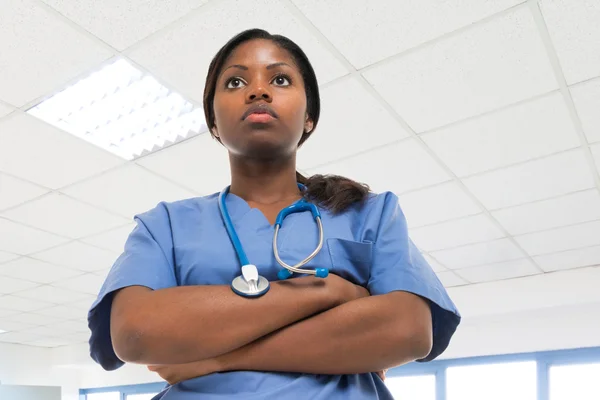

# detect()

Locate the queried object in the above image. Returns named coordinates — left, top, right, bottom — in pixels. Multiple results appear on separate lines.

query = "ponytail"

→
left=296, top=172, right=370, bottom=214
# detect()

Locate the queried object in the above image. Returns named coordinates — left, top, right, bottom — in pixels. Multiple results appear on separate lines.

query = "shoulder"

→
left=329, top=191, right=402, bottom=242
left=347, top=191, right=401, bottom=222
left=134, top=193, right=220, bottom=230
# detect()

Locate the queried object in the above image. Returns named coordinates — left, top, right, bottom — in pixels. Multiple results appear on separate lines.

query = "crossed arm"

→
left=111, top=275, right=433, bottom=383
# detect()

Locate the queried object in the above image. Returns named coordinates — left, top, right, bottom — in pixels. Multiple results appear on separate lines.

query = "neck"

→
left=228, top=154, right=301, bottom=204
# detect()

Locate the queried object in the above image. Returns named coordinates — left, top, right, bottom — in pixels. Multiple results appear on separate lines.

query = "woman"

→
left=88, top=29, right=460, bottom=399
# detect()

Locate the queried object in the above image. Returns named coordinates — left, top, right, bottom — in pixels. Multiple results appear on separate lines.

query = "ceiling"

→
left=0, top=0, right=599, bottom=349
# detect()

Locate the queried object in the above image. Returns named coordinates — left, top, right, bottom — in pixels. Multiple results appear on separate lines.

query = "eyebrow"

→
left=221, top=62, right=293, bottom=75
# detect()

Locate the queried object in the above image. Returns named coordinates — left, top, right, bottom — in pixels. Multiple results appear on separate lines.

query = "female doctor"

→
left=88, top=29, right=460, bottom=399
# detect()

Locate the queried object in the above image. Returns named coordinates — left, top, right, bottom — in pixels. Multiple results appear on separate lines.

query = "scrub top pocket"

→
left=327, top=238, right=373, bottom=287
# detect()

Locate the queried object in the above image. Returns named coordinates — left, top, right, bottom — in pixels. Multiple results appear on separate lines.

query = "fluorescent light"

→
left=0, top=329, right=6, bottom=334
left=27, top=59, right=206, bottom=160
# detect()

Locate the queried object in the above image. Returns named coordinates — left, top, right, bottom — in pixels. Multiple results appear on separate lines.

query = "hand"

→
left=148, top=358, right=222, bottom=385
left=376, top=369, right=388, bottom=381
left=326, top=274, right=370, bottom=305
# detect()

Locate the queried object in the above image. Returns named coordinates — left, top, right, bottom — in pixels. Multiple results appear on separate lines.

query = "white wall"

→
left=0, top=342, right=80, bottom=400
left=0, top=385, right=61, bottom=400
left=442, top=265, right=600, bottom=359
left=2, top=265, right=599, bottom=395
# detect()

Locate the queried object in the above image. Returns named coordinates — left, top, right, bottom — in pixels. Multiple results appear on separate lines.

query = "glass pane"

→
left=126, top=394, right=159, bottom=400
left=86, top=393, right=120, bottom=400
left=447, top=361, right=536, bottom=400
left=550, top=362, right=600, bottom=400
left=386, top=375, right=436, bottom=400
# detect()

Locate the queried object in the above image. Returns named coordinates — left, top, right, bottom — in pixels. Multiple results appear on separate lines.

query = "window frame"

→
left=80, top=346, right=600, bottom=400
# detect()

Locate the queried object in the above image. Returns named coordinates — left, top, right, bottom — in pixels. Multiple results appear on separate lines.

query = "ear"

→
left=304, top=115, right=314, bottom=134
left=211, top=125, right=219, bottom=138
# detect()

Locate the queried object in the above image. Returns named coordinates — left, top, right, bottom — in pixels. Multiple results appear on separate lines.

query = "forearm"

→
left=219, top=291, right=433, bottom=375
left=111, top=277, right=345, bottom=365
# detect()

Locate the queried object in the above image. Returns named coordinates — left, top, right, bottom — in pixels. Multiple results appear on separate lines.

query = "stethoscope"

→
left=218, top=184, right=329, bottom=298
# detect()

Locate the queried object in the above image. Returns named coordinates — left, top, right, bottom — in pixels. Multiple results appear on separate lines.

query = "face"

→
left=212, top=39, right=313, bottom=160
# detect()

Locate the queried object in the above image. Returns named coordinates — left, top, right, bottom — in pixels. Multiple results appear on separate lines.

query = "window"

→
left=550, top=362, right=600, bottom=400
left=446, top=361, right=537, bottom=400
left=386, top=375, right=436, bottom=400
left=86, top=393, right=120, bottom=400
left=126, top=394, right=159, bottom=400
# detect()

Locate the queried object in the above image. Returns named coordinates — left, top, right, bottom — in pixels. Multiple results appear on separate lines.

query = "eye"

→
left=272, top=74, right=291, bottom=87
left=226, top=77, right=246, bottom=89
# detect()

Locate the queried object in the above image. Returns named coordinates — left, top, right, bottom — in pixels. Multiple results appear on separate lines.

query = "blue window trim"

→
left=386, top=346, right=600, bottom=400
left=80, top=382, right=166, bottom=400
left=80, top=346, right=600, bottom=399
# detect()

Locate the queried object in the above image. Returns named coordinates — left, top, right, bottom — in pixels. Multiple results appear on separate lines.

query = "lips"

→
left=242, top=103, right=278, bottom=121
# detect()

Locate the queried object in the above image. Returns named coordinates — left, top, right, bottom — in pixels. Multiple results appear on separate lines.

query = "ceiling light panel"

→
left=27, top=59, right=206, bottom=160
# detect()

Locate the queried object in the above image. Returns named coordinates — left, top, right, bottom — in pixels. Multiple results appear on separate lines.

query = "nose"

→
left=246, top=82, right=272, bottom=103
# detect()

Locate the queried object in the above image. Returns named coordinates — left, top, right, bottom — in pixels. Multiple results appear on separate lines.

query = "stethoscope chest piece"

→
left=231, top=275, right=270, bottom=297
left=230, top=264, right=270, bottom=298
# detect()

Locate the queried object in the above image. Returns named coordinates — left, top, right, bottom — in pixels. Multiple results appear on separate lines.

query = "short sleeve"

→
left=366, top=193, right=461, bottom=362
left=87, top=203, right=177, bottom=371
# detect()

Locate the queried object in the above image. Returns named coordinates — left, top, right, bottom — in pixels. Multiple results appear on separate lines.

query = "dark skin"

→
left=212, top=39, right=313, bottom=223
left=110, top=39, right=433, bottom=384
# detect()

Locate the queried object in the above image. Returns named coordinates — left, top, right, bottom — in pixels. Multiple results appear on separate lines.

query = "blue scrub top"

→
left=88, top=190, right=460, bottom=399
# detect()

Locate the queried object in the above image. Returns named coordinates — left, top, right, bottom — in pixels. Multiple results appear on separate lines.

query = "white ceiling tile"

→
left=2, top=312, right=65, bottom=326
left=0, top=309, right=20, bottom=318
left=0, top=250, right=19, bottom=264
left=35, top=305, right=87, bottom=320
left=137, top=134, right=230, bottom=195
left=25, top=326, right=71, bottom=338
left=492, top=190, right=600, bottom=235
left=362, top=7, right=558, bottom=132
left=62, top=331, right=90, bottom=343
left=570, top=78, right=600, bottom=144
left=127, top=0, right=348, bottom=103
left=0, top=103, right=14, bottom=119
left=0, top=331, right=44, bottom=344
left=0, top=113, right=125, bottom=189
left=0, top=276, right=40, bottom=295
left=0, top=257, right=83, bottom=284
left=410, top=214, right=505, bottom=252
left=422, top=93, right=580, bottom=176
left=0, top=0, right=113, bottom=106
left=67, top=296, right=96, bottom=312
left=291, top=0, right=522, bottom=69
left=534, top=245, right=600, bottom=272
left=45, top=319, right=88, bottom=333
left=431, top=238, right=525, bottom=269
left=515, top=220, right=600, bottom=256
left=307, top=139, right=451, bottom=194
left=52, top=273, right=106, bottom=295
left=0, top=173, right=48, bottom=211
left=423, top=254, right=446, bottom=273
left=455, top=259, right=540, bottom=283
left=463, top=150, right=595, bottom=210
left=80, top=224, right=135, bottom=253
left=0, top=295, right=54, bottom=312
left=31, top=241, right=119, bottom=273
left=24, top=337, right=73, bottom=347
left=62, top=164, right=196, bottom=218
left=13, top=285, right=91, bottom=305
left=539, top=0, right=600, bottom=84
left=2, top=193, right=129, bottom=238
left=398, top=182, right=481, bottom=228
left=0, top=320, right=35, bottom=332
left=593, top=144, right=600, bottom=173
left=297, top=77, right=409, bottom=169
left=40, top=0, right=209, bottom=51
left=435, top=271, right=468, bottom=288
left=0, top=217, right=68, bottom=255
